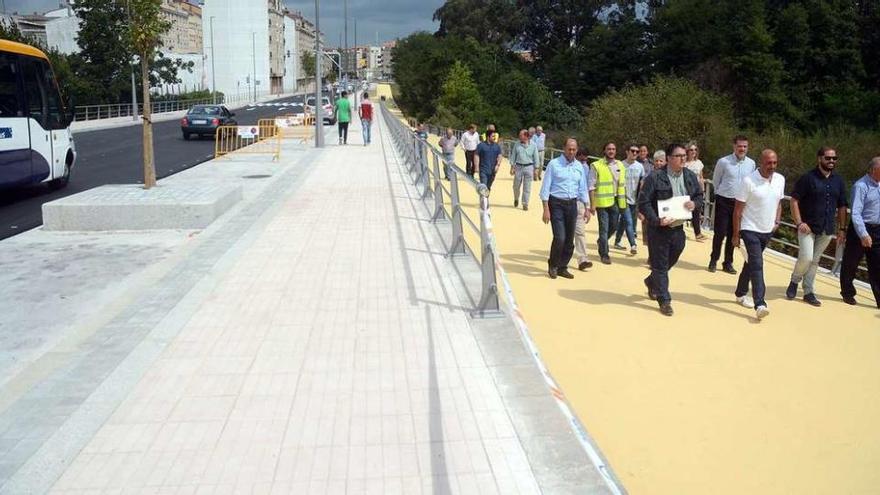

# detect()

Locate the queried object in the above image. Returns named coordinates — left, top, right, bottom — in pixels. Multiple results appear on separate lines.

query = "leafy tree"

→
left=300, top=52, right=316, bottom=78
left=433, top=61, right=489, bottom=128
left=433, top=0, right=522, bottom=45
left=129, top=0, right=171, bottom=189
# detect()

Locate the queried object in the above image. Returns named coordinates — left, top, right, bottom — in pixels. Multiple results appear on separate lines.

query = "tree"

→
left=300, top=52, right=316, bottom=78
left=129, top=0, right=170, bottom=189
left=433, top=0, right=523, bottom=45
left=433, top=61, right=489, bottom=128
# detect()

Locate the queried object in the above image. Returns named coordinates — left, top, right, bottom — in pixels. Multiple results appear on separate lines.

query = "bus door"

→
left=0, top=52, right=31, bottom=187
left=21, top=56, right=54, bottom=183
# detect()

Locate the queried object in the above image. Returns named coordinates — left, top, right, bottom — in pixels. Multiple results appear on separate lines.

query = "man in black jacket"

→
left=638, top=144, right=705, bottom=316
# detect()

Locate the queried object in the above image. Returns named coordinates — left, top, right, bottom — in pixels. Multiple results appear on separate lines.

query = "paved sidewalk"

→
left=1, top=110, right=609, bottom=494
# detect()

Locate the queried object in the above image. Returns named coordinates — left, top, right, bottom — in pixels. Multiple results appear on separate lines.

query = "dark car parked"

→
left=181, top=105, right=237, bottom=140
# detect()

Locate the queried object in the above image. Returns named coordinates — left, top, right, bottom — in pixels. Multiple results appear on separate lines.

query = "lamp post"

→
left=252, top=32, right=257, bottom=103
left=313, top=0, right=324, bottom=148
left=210, top=16, right=216, bottom=104
left=127, top=0, right=138, bottom=121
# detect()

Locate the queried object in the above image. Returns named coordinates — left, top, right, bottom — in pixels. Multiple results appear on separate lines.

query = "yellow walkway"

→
left=377, top=84, right=880, bottom=495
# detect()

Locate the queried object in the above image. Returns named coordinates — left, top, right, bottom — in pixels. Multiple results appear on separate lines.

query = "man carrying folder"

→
left=638, top=144, right=704, bottom=316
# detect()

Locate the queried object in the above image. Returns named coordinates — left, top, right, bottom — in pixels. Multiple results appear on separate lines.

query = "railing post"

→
left=448, top=170, right=467, bottom=257
left=472, top=192, right=504, bottom=318
left=419, top=144, right=430, bottom=197
left=431, top=153, right=446, bottom=221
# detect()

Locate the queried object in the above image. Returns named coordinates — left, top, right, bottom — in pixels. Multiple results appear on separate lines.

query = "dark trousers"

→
left=548, top=196, right=578, bottom=269
left=735, top=230, right=772, bottom=307
left=465, top=150, right=476, bottom=177
left=711, top=195, right=736, bottom=266
left=597, top=205, right=620, bottom=258
left=338, top=121, right=349, bottom=142
left=479, top=169, right=497, bottom=190
left=840, top=222, right=880, bottom=307
left=645, top=226, right=686, bottom=304
left=691, top=207, right=702, bottom=236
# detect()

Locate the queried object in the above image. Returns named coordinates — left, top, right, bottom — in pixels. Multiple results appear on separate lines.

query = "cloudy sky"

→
left=6, top=0, right=443, bottom=46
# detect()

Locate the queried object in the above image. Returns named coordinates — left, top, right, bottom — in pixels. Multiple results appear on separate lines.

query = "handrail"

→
left=72, top=90, right=282, bottom=122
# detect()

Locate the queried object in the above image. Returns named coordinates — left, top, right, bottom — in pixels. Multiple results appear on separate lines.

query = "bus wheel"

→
left=48, top=162, right=70, bottom=190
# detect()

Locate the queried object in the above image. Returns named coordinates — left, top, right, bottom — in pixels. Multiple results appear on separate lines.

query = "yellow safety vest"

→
left=593, top=159, right=627, bottom=209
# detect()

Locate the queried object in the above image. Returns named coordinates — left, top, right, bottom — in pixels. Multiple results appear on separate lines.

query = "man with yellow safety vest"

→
left=590, top=142, right=627, bottom=264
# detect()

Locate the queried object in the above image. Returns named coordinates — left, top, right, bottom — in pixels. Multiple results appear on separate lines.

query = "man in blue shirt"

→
left=840, top=156, right=880, bottom=308
left=474, top=133, right=502, bottom=190
left=540, top=138, right=589, bottom=279
left=786, top=147, right=848, bottom=306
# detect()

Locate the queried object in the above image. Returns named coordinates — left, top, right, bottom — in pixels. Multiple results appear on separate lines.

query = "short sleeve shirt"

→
left=335, top=98, right=352, bottom=123
left=476, top=142, right=502, bottom=173
left=790, top=169, right=848, bottom=235
left=625, top=161, right=646, bottom=205
left=736, top=170, right=785, bottom=233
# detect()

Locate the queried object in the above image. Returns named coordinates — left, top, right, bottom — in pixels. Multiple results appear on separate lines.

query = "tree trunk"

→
left=141, top=53, right=157, bottom=189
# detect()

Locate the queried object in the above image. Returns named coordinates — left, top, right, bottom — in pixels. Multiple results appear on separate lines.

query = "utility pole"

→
left=343, top=0, right=348, bottom=78
left=127, top=0, right=138, bottom=121
left=252, top=32, right=257, bottom=102
left=313, top=0, right=324, bottom=148
left=210, top=16, right=216, bottom=104
left=353, top=19, right=357, bottom=80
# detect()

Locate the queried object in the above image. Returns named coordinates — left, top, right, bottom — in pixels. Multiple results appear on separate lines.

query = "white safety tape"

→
left=480, top=206, right=627, bottom=495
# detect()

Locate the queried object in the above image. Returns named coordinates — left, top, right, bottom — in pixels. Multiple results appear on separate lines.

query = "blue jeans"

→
left=735, top=230, right=772, bottom=307
left=597, top=205, right=620, bottom=258
left=479, top=170, right=496, bottom=190
left=443, top=152, right=455, bottom=178
left=361, top=118, right=371, bottom=143
left=548, top=197, right=578, bottom=269
left=614, top=203, right=636, bottom=247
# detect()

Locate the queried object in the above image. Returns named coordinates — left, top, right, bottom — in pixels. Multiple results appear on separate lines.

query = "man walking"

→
left=335, top=91, right=352, bottom=145
left=509, top=129, right=540, bottom=210
left=474, top=133, right=502, bottom=191
left=732, top=149, right=785, bottom=319
left=840, top=157, right=880, bottom=308
left=590, top=142, right=626, bottom=264
left=461, top=124, right=480, bottom=178
left=613, top=145, right=644, bottom=254
left=710, top=135, right=756, bottom=273
left=786, top=147, right=849, bottom=306
left=358, top=92, right=373, bottom=145
left=574, top=147, right=594, bottom=270
left=642, top=150, right=667, bottom=265
left=639, top=144, right=703, bottom=316
left=541, top=138, right=589, bottom=279
left=531, top=126, right=546, bottom=180
left=438, top=128, right=458, bottom=180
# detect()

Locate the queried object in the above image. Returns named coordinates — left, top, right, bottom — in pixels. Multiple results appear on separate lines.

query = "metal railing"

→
left=384, top=105, right=503, bottom=318
left=214, top=123, right=280, bottom=161
left=73, top=90, right=282, bottom=122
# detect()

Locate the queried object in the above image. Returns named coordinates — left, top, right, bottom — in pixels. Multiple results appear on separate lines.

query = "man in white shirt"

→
left=531, top=126, right=546, bottom=180
left=732, top=149, right=785, bottom=319
left=710, top=135, right=756, bottom=274
left=460, top=124, right=481, bottom=178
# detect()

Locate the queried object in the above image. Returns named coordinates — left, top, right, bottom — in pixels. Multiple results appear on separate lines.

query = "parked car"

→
left=306, top=96, right=335, bottom=125
left=181, top=105, right=237, bottom=140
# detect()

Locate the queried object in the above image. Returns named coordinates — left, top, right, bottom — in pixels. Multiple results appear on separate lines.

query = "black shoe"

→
left=722, top=264, right=737, bottom=275
left=548, top=266, right=558, bottom=279
left=842, top=295, right=857, bottom=305
left=514, top=199, right=519, bottom=208
left=557, top=268, right=575, bottom=279
left=659, top=303, right=674, bottom=316
left=523, top=204, right=528, bottom=211
left=785, top=282, right=798, bottom=300
left=803, top=293, right=822, bottom=307
left=578, top=261, right=593, bottom=271
left=644, top=278, right=657, bottom=301
left=708, top=262, right=717, bottom=273
left=601, top=256, right=611, bottom=265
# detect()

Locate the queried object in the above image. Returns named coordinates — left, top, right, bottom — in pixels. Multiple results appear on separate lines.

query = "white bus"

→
left=0, top=39, right=75, bottom=190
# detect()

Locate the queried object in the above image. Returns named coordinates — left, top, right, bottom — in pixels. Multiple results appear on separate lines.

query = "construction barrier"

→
left=258, top=116, right=315, bottom=142
left=214, top=124, right=280, bottom=160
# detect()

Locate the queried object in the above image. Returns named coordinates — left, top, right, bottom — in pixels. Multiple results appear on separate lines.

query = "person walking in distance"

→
left=840, top=157, right=880, bottom=308
left=474, top=132, right=502, bottom=191
left=335, top=91, right=352, bottom=145
left=710, top=135, right=756, bottom=273
left=461, top=124, right=480, bottom=178
left=642, top=150, right=667, bottom=265
left=613, top=145, right=644, bottom=255
left=732, top=149, right=785, bottom=320
left=786, top=147, right=849, bottom=306
left=531, top=126, right=546, bottom=180
left=590, top=142, right=626, bottom=264
left=684, top=141, right=708, bottom=240
left=574, top=147, right=595, bottom=270
left=638, top=144, right=653, bottom=176
left=358, top=92, right=373, bottom=145
left=509, top=129, right=540, bottom=210
left=438, top=128, right=458, bottom=180
left=541, top=138, right=590, bottom=279
left=639, top=144, right=704, bottom=316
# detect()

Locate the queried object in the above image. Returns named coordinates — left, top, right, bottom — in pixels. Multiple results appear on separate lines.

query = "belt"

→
left=514, top=163, right=534, bottom=166
left=550, top=196, right=577, bottom=203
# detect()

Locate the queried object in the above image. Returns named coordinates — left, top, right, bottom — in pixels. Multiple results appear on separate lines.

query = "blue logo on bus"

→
left=0, top=128, right=11, bottom=139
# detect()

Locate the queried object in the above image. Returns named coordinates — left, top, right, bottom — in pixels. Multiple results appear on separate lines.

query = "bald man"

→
left=540, top=138, right=590, bottom=279
left=732, top=149, right=785, bottom=319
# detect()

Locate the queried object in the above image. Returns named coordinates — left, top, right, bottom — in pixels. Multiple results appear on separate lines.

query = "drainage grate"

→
left=241, top=174, right=272, bottom=179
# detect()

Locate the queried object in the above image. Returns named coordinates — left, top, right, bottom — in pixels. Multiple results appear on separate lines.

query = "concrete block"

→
left=42, top=183, right=243, bottom=231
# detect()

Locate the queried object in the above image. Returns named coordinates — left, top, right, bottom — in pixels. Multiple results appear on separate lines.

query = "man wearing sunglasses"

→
left=613, top=145, right=644, bottom=254
left=786, top=147, right=849, bottom=306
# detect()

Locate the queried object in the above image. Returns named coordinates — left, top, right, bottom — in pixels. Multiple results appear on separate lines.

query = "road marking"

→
left=246, top=107, right=256, bottom=111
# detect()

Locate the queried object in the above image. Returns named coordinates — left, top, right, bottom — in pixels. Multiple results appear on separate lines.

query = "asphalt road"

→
left=0, top=95, right=310, bottom=240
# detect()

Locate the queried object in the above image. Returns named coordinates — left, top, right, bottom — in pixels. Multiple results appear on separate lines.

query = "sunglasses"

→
left=823, top=156, right=839, bottom=161
left=628, top=149, right=639, bottom=153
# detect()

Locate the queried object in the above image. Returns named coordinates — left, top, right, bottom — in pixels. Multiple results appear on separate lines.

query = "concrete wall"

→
left=202, top=0, right=270, bottom=101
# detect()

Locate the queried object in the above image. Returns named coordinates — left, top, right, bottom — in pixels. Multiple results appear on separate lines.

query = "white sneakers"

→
left=755, top=305, right=770, bottom=319
left=736, top=295, right=755, bottom=309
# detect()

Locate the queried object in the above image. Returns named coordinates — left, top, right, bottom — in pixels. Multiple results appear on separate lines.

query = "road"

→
left=0, top=95, right=312, bottom=240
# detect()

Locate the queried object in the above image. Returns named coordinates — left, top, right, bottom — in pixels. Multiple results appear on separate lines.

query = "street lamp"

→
left=313, top=0, right=324, bottom=147
left=210, top=16, right=216, bottom=104
left=127, top=0, right=138, bottom=121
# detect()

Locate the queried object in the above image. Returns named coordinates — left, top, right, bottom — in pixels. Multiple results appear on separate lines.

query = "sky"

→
left=6, top=0, right=443, bottom=46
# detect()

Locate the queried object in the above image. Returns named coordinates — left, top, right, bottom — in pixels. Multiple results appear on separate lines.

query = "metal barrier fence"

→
left=73, top=90, right=281, bottom=122
left=384, top=106, right=503, bottom=318
left=258, top=116, right=315, bottom=142
left=214, top=123, right=280, bottom=161
left=415, top=122, right=868, bottom=280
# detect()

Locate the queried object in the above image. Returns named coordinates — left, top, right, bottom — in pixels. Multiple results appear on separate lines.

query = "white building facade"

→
left=202, top=0, right=271, bottom=101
